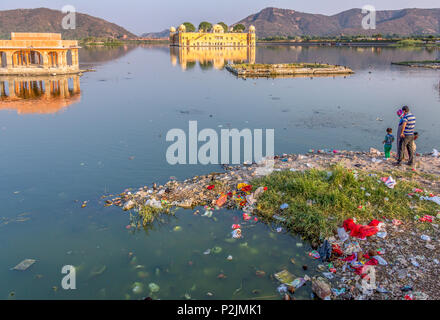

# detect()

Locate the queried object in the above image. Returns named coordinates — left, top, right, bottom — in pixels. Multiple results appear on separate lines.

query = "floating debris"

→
left=12, top=259, right=36, bottom=271
left=132, top=282, right=144, bottom=294
left=149, top=283, right=160, bottom=293
left=274, top=269, right=295, bottom=284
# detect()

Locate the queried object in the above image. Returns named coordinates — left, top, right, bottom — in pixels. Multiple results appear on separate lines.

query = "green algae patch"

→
left=251, top=165, right=439, bottom=242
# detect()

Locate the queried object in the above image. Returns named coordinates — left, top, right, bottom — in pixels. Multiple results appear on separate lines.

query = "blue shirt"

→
left=384, top=134, right=394, bottom=145
left=402, top=112, right=416, bottom=135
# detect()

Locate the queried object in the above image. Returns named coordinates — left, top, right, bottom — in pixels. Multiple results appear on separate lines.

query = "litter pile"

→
left=305, top=217, right=440, bottom=300
left=101, top=148, right=440, bottom=300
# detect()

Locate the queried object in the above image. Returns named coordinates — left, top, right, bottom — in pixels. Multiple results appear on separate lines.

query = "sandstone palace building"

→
left=169, top=24, right=256, bottom=47
left=0, top=33, right=80, bottom=75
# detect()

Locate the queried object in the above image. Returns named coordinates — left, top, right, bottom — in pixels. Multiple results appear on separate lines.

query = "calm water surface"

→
left=1, top=45, right=439, bottom=299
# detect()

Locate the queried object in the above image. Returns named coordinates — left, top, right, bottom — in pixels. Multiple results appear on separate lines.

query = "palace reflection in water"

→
left=170, top=46, right=255, bottom=70
left=0, top=74, right=81, bottom=114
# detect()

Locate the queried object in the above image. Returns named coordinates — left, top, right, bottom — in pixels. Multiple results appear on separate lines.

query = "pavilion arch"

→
left=47, top=51, right=59, bottom=68
left=12, top=50, right=44, bottom=67
left=66, top=50, right=73, bottom=66
left=0, top=51, right=6, bottom=68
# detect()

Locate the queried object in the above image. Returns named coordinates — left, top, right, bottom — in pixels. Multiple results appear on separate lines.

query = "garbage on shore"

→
left=101, top=149, right=440, bottom=300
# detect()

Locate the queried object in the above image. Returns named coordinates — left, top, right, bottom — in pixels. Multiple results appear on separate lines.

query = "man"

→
left=396, top=106, right=416, bottom=166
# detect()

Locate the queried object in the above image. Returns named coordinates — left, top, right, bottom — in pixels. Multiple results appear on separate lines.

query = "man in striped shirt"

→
left=396, top=106, right=416, bottom=166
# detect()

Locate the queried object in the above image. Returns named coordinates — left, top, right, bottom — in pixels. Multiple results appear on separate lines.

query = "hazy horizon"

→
left=1, top=1, right=439, bottom=35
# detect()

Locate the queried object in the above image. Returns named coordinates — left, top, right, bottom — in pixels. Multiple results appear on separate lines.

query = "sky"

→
left=1, top=0, right=439, bottom=35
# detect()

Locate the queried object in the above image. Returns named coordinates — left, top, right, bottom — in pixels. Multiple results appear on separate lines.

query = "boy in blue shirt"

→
left=383, top=128, right=394, bottom=160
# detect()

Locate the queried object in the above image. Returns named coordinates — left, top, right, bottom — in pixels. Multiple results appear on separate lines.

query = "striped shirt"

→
left=402, top=112, right=416, bottom=135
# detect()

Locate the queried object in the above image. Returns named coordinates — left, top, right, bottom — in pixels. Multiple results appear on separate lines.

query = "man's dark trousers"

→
left=398, top=135, right=415, bottom=165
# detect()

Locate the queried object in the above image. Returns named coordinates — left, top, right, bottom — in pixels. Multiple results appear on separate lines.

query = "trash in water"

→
left=231, top=229, right=242, bottom=239
left=173, top=226, right=182, bottom=232
left=132, top=282, right=144, bottom=294
left=216, top=194, right=227, bottom=207
left=277, top=284, right=288, bottom=294
left=202, top=209, right=213, bottom=218
left=149, top=282, right=160, bottom=293
left=203, top=249, right=211, bottom=255
left=89, top=265, right=107, bottom=278
left=276, top=227, right=283, bottom=233
left=291, top=277, right=306, bottom=289
left=211, top=246, right=222, bottom=254
left=12, top=259, right=36, bottom=271
left=308, top=250, right=320, bottom=259
left=274, top=269, right=295, bottom=284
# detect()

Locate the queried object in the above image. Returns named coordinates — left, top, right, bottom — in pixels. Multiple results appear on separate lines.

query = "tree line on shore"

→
left=181, top=21, right=246, bottom=33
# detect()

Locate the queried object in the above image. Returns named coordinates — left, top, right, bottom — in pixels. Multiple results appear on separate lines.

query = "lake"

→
left=1, top=44, right=439, bottom=299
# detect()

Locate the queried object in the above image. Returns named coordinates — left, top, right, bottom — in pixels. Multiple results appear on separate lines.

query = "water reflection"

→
left=78, top=46, right=137, bottom=65
left=170, top=46, right=255, bottom=70
left=0, top=74, right=81, bottom=114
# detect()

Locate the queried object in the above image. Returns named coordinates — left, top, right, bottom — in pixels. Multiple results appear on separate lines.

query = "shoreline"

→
left=104, top=149, right=440, bottom=300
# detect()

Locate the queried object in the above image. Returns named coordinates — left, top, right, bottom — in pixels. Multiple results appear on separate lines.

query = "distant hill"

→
left=141, top=29, right=169, bottom=39
left=235, top=7, right=440, bottom=38
left=0, top=8, right=137, bottom=39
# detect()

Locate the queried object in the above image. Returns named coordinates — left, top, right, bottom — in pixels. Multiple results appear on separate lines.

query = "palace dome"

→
left=212, top=24, right=225, bottom=33
left=249, top=25, right=256, bottom=32
left=170, top=27, right=176, bottom=33
left=178, top=24, right=186, bottom=32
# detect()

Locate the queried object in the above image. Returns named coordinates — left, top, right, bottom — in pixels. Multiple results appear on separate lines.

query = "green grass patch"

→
left=137, top=202, right=176, bottom=226
left=391, top=39, right=425, bottom=47
left=392, top=60, right=440, bottom=66
left=251, top=166, right=439, bottom=242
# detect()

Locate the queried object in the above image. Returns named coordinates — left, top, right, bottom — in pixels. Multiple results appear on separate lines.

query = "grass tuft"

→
left=251, top=165, right=438, bottom=241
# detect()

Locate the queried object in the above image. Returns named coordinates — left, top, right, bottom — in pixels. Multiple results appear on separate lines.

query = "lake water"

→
left=1, top=44, right=439, bottom=299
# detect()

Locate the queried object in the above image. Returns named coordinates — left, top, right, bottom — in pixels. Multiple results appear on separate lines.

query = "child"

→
left=383, top=128, right=394, bottom=160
